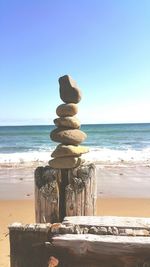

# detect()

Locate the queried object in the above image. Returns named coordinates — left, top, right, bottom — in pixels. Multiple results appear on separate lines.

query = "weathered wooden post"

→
left=34, top=75, right=97, bottom=223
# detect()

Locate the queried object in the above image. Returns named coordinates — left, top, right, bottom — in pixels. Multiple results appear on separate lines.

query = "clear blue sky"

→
left=0, top=0, right=150, bottom=125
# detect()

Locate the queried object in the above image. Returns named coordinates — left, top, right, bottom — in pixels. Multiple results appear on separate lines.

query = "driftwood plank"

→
left=52, top=234, right=150, bottom=254
left=63, top=216, right=150, bottom=229
left=9, top=220, right=150, bottom=267
left=52, top=234, right=150, bottom=266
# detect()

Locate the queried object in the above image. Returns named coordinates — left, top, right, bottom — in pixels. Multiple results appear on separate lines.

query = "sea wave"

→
left=82, top=147, right=150, bottom=164
left=0, top=147, right=150, bottom=165
left=0, top=151, right=52, bottom=164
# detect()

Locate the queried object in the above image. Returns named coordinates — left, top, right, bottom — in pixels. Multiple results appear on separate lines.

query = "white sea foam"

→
left=0, top=151, right=51, bottom=164
left=0, top=147, right=150, bottom=165
left=83, top=147, right=150, bottom=164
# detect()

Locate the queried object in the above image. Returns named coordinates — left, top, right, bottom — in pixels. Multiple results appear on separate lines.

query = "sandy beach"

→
left=0, top=163, right=150, bottom=267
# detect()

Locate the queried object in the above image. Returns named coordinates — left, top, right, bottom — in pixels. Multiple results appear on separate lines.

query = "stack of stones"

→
left=49, top=75, right=89, bottom=169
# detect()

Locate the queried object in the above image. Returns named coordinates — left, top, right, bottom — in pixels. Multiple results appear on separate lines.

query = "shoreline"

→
left=0, top=162, right=150, bottom=199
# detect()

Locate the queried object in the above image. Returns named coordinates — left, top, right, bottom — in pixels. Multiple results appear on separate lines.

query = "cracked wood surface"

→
left=9, top=217, right=150, bottom=267
left=63, top=216, right=150, bottom=228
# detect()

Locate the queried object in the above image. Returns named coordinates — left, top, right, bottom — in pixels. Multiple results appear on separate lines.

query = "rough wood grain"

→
left=63, top=216, right=150, bottom=229
left=52, top=234, right=150, bottom=254
left=35, top=180, right=40, bottom=222
left=34, top=166, right=60, bottom=223
left=51, top=234, right=150, bottom=266
left=65, top=184, right=76, bottom=216
left=9, top=223, right=51, bottom=267
left=66, top=163, right=96, bottom=217
left=9, top=219, right=150, bottom=267
left=59, top=169, right=68, bottom=221
left=35, top=163, right=96, bottom=223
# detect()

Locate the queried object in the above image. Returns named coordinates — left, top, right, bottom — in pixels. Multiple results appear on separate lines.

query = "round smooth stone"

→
left=56, top=103, right=78, bottom=117
left=51, top=144, right=89, bottom=158
left=48, top=157, right=84, bottom=169
left=54, top=117, right=80, bottom=129
left=59, top=75, right=82, bottom=104
left=50, top=128, right=87, bottom=145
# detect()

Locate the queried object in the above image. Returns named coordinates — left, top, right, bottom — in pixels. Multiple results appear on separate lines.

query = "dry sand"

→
left=0, top=200, right=35, bottom=267
left=0, top=163, right=150, bottom=266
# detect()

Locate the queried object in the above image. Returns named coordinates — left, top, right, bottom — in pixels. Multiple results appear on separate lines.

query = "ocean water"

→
left=0, top=123, right=150, bottom=165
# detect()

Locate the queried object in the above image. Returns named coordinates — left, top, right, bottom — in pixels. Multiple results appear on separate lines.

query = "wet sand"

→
left=0, top=163, right=150, bottom=199
left=96, top=163, right=150, bottom=198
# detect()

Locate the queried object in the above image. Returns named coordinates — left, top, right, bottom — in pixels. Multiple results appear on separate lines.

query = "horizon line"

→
left=0, top=122, right=150, bottom=127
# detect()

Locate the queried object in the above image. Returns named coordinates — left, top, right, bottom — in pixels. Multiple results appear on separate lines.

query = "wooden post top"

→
left=9, top=215, right=150, bottom=233
left=9, top=222, right=51, bottom=232
left=63, top=216, right=150, bottom=228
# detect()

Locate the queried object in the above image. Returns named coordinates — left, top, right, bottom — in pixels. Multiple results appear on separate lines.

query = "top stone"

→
left=59, top=75, right=82, bottom=104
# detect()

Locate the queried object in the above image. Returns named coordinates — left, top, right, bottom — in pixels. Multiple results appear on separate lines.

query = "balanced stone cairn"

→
left=49, top=75, right=89, bottom=169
